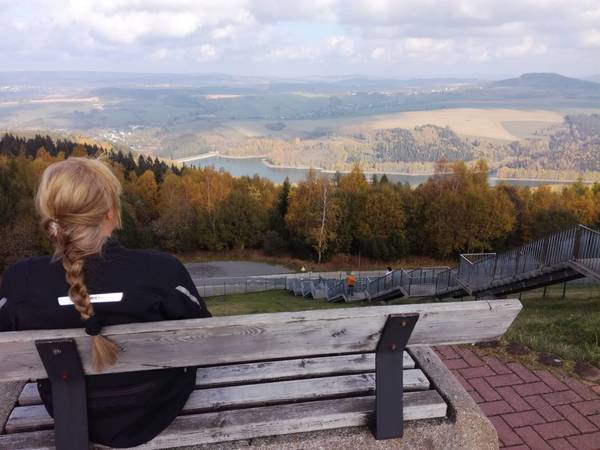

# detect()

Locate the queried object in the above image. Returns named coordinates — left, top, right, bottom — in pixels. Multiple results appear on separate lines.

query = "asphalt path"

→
left=185, top=261, right=293, bottom=281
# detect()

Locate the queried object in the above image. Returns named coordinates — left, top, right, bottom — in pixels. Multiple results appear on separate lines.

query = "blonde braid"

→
left=63, top=254, right=118, bottom=371
left=36, top=157, right=123, bottom=371
left=64, top=258, right=92, bottom=319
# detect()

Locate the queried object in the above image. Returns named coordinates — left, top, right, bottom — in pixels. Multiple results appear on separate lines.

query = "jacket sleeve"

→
left=0, top=265, right=17, bottom=332
left=161, top=261, right=211, bottom=320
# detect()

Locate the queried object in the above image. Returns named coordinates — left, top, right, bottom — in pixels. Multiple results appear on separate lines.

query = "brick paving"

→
left=435, top=345, right=600, bottom=450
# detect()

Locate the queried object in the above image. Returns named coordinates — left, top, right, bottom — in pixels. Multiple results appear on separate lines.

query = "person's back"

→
left=346, top=274, right=356, bottom=286
left=0, top=157, right=211, bottom=448
left=346, top=273, right=356, bottom=295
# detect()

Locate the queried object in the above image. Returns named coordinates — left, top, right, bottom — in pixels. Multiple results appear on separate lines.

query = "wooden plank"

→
left=0, top=391, right=446, bottom=449
left=0, top=300, right=521, bottom=380
left=194, top=352, right=415, bottom=387
left=7, top=369, right=430, bottom=432
left=17, top=383, right=39, bottom=406
left=18, top=352, right=415, bottom=406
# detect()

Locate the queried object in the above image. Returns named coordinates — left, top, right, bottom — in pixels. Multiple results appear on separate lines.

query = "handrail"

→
left=456, top=224, right=600, bottom=293
left=295, top=224, right=600, bottom=302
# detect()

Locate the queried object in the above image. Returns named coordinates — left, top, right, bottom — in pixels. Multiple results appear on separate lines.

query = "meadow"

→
left=223, top=107, right=566, bottom=141
left=205, top=283, right=600, bottom=370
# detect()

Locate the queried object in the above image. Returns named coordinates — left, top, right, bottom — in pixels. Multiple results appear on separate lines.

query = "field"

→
left=205, top=283, right=600, bottom=370
left=224, top=108, right=565, bottom=141
left=500, top=120, right=558, bottom=139
left=362, top=108, right=564, bottom=141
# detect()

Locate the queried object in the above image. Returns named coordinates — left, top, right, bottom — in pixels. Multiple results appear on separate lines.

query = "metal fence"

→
left=457, top=225, right=600, bottom=292
left=196, top=277, right=288, bottom=297
left=575, top=225, right=600, bottom=276
left=434, top=268, right=459, bottom=293
left=366, top=271, right=403, bottom=297
left=401, top=267, right=450, bottom=297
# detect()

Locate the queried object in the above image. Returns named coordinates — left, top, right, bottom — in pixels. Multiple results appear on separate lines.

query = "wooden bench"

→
left=0, top=299, right=521, bottom=449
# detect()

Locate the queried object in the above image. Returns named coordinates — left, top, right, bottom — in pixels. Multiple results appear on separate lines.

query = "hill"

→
left=495, top=73, right=600, bottom=91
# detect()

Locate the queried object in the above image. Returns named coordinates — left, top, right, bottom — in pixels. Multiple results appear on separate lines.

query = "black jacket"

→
left=0, top=239, right=211, bottom=447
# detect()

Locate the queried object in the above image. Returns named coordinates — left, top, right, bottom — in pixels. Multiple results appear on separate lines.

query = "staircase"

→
left=286, top=225, right=600, bottom=303
left=453, top=225, right=600, bottom=298
left=366, top=271, right=405, bottom=302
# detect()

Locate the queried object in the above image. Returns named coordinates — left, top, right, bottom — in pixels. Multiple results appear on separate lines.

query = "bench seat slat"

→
left=7, top=369, right=430, bottom=433
left=18, top=352, right=415, bottom=406
left=0, top=300, right=522, bottom=380
left=0, top=391, right=447, bottom=449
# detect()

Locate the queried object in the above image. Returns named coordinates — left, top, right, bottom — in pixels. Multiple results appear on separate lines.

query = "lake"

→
left=186, top=155, right=586, bottom=187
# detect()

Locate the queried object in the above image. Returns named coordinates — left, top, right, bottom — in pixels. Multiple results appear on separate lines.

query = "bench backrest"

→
left=0, top=299, right=521, bottom=381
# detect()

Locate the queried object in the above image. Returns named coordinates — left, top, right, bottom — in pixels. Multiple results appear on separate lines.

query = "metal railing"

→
left=457, top=225, right=600, bottom=293
left=434, top=268, right=460, bottom=293
left=197, top=276, right=288, bottom=297
left=326, top=279, right=347, bottom=300
left=367, top=271, right=404, bottom=298
left=574, top=225, right=600, bottom=276
left=401, top=267, right=450, bottom=296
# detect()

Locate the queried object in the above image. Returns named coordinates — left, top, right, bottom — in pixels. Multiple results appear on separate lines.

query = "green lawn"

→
left=205, top=290, right=364, bottom=316
left=205, top=284, right=600, bottom=369
left=505, top=286, right=600, bottom=368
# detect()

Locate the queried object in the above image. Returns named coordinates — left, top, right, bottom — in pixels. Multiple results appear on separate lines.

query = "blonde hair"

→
left=36, top=157, right=122, bottom=371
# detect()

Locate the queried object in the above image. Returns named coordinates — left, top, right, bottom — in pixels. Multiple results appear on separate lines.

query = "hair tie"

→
left=48, top=219, right=60, bottom=237
left=84, top=314, right=103, bottom=336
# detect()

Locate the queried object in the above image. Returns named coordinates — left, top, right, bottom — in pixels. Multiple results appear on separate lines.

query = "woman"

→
left=0, top=157, right=211, bottom=447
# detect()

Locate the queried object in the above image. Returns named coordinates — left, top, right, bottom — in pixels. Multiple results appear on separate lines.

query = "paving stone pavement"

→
left=435, top=345, right=600, bottom=450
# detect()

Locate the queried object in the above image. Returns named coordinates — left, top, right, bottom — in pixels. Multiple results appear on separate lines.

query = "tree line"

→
left=2, top=134, right=600, bottom=271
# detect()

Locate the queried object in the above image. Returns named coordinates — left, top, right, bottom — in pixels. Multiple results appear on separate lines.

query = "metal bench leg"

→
left=36, top=338, right=89, bottom=450
left=371, top=313, right=419, bottom=440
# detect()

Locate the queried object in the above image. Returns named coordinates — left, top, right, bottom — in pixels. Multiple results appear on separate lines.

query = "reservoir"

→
left=186, top=155, right=589, bottom=187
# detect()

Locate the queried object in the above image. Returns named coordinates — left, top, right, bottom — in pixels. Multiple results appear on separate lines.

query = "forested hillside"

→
left=548, top=114, right=600, bottom=171
left=2, top=134, right=600, bottom=270
left=370, top=125, right=473, bottom=162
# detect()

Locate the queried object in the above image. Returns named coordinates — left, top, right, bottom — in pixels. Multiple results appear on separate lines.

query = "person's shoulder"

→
left=126, top=248, right=185, bottom=270
left=1, top=255, right=55, bottom=288
left=3, top=255, right=53, bottom=277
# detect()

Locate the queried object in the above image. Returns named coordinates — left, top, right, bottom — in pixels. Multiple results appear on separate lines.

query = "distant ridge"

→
left=495, top=73, right=600, bottom=90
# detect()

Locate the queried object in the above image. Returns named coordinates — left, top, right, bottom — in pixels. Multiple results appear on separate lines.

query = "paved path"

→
left=185, top=261, right=292, bottom=280
left=436, top=345, right=600, bottom=450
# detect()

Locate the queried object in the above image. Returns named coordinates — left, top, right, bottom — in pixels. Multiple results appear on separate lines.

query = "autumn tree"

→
left=126, top=170, right=159, bottom=225
left=217, top=180, right=269, bottom=250
left=417, top=161, right=516, bottom=256
left=561, top=181, right=600, bottom=226
left=528, top=186, right=579, bottom=238
left=152, top=173, right=198, bottom=251
left=360, top=183, right=408, bottom=259
left=265, top=177, right=291, bottom=254
left=287, top=171, right=339, bottom=263
left=335, top=164, right=369, bottom=254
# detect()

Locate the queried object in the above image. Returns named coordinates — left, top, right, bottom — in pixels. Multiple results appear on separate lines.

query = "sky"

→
left=2, top=0, right=600, bottom=79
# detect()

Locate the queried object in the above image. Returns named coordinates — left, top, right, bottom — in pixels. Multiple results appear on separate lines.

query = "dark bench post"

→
left=372, top=313, right=419, bottom=440
left=35, top=338, right=88, bottom=450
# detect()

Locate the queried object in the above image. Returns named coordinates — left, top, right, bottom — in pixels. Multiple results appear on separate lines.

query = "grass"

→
left=504, top=285, right=600, bottom=368
left=205, top=283, right=600, bottom=370
left=205, top=290, right=363, bottom=316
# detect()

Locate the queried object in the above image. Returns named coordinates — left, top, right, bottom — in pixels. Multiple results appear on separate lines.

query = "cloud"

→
left=496, top=36, right=547, bottom=58
left=150, top=48, right=169, bottom=61
left=402, top=38, right=454, bottom=57
left=371, top=47, right=389, bottom=61
left=196, top=44, right=218, bottom=60
left=580, top=30, right=600, bottom=48
left=262, top=45, right=321, bottom=61
left=1, top=0, right=599, bottom=76
left=212, top=25, right=236, bottom=40
left=327, top=36, right=355, bottom=57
